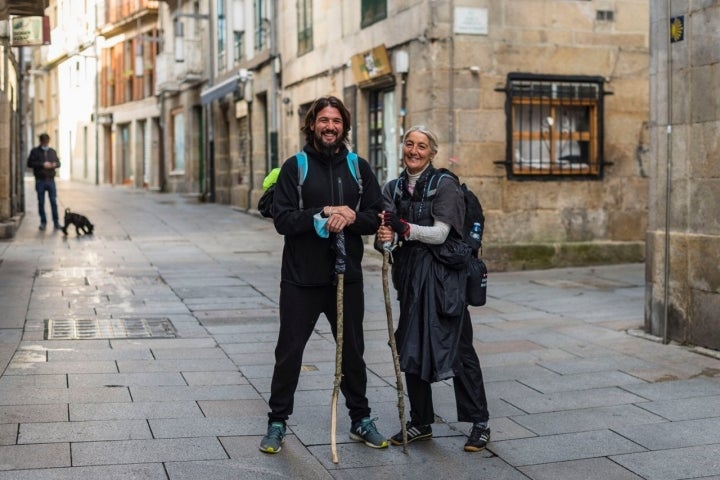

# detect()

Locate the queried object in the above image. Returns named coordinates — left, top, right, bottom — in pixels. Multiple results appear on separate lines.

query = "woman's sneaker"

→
left=390, top=422, right=432, bottom=445
left=349, top=417, right=388, bottom=448
left=259, top=422, right=286, bottom=454
left=464, top=424, right=490, bottom=452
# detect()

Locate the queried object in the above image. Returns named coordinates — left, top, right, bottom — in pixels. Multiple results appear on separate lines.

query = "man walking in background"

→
left=27, top=133, right=61, bottom=231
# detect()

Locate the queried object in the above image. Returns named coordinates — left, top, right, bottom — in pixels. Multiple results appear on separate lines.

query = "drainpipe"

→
left=268, top=0, right=279, bottom=171
left=662, top=0, right=673, bottom=344
left=448, top=0, right=456, bottom=162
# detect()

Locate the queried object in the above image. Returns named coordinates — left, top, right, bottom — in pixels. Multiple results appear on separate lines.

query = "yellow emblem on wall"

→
left=670, top=16, right=684, bottom=43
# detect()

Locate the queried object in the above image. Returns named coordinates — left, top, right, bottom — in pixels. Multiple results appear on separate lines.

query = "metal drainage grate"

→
left=44, top=318, right=177, bottom=340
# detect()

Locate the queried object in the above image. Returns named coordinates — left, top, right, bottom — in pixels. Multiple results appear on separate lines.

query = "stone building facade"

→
left=646, top=2, right=720, bottom=349
left=24, top=0, right=652, bottom=271
left=217, top=0, right=652, bottom=271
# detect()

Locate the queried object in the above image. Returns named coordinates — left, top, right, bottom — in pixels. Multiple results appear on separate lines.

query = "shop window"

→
left=503, top=73, right=606, bottom=179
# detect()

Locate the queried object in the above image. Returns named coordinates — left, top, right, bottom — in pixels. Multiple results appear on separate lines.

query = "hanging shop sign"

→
left=351, top=44, right=393, bottom=88
left=11, top=16, right=50, bottom=46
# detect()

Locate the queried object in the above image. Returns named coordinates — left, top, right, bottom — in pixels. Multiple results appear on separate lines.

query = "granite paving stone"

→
left=18, top=419, right=151, bottom=444
left=635, top=395, right=720, bottom=421
left=69, top=401, right=203, bottom=421
left=0, top=463, right=168, bottom=479
left=0, top=386, right=129, bottom=405
left=489, top=429, right=647, bottom=466
left=116, top=358, right=236, bottom=373
left=67, top=372, right=187, bottom=388
left=0, top=443, right=70, bottom=470
left=611, top=444, right=720, bottom=480
left=510, top=404, right=666, bottom=435
left=519, top=457, right=645, bottom=480
left=502, top=387, right=648, bottom=414
left=149, top=416, right=269, bottom=438
left=70, top=437, right=228, bottom=466
left=613, top=417, right=720, bottom=450
left=129, top=384, right=260, bottom=402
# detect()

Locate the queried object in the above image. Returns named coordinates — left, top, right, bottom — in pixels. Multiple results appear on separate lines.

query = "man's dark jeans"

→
left=35, top=178, right=59, bottom=226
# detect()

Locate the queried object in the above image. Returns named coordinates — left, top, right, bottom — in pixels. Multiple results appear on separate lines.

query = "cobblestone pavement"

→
left=0, top=178, right=719, bottom=479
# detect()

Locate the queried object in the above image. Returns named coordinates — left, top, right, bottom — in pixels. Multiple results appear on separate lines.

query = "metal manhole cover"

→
left=44, top=318, right=177, bottom=340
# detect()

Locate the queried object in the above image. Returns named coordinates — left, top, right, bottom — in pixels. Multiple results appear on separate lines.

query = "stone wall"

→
left=646, top=2, right=720, bottom=349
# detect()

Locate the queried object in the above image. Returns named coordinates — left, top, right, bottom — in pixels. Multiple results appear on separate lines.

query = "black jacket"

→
left=273, top=144, right=383, bottom=286
left=27, top=146, right=61, bottom=180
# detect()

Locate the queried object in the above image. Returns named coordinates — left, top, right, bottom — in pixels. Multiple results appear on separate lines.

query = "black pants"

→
left=405, top=309, right=489, bottom=425
left=268, top=281, right=371, bottom=425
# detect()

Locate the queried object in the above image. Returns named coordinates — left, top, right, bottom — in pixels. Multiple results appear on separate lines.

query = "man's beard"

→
left=315, top=131, right=342, bottom=157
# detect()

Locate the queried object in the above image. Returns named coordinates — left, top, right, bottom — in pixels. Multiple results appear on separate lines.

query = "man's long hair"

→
left=301, top=95, right=351, bottom=147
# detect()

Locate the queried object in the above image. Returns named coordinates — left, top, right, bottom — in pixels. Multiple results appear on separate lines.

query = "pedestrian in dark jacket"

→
left=26, top=133, right=61, bottom=230
left=376, top=125, right=491, bottom=452
left=259, top=95, right=387, bottom=454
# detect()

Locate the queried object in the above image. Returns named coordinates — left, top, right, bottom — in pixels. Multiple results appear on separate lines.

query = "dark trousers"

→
left=405, top=309, right=489, bottom=425
left=268, top=281, right=371, bottom=425
left=35, top=178, right=59, bottom=226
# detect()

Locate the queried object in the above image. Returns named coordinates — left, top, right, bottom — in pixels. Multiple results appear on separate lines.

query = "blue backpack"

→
left=258, top=151, right=363, bottom=218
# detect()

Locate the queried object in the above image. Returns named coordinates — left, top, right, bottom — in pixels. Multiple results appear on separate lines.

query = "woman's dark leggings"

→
left=405, top=309, right=489, bottom=425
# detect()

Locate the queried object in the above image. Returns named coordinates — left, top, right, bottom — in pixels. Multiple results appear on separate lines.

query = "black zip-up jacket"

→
left=273, top=144, right=383, bottom=286
left=27, top=146, right=61, bottom=180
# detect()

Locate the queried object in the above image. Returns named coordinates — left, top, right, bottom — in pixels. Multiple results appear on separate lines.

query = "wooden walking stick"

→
left=330, top=226, right=347, bottom=463
left=383, top=229, right=408, bottom=452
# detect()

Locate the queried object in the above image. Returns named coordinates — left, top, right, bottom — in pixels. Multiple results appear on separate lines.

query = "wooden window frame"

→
left=503, top=73, right=606, bottom=180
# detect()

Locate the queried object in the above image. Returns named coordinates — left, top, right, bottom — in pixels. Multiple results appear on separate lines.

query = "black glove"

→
left=383, top=211, right=410, bottom=238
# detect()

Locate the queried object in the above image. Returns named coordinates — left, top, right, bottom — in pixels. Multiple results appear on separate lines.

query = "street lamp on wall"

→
left=174, top=19, right=184, bottom=62
left=134, top=42, right=144, bottom=77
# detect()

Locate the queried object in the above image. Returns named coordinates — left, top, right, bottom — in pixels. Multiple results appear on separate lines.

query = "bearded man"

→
left=259, top=95, right=387, bottom=454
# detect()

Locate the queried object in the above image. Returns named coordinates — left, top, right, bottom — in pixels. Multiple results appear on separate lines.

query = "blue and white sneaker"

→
left=349, top=417, right=388, bottom=449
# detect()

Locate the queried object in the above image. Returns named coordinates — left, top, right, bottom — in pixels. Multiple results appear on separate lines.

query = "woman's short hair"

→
left=403, top=125, right=438, bottom=155
left=301, top=95, right=351, bottom=147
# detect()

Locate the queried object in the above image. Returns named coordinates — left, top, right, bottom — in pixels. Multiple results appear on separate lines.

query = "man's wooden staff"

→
left=330, top=212, right=347, bottom=463
left=383, top=241, right=408, bottom=452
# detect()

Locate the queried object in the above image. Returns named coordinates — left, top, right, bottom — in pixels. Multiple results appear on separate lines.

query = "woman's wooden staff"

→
left=383, top=242, right=408, bottom=452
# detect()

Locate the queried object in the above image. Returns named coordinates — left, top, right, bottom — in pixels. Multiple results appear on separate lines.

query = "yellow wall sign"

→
left=351, top=45, right=392, bottom=86
left=670, top=16, right=684, bottom=43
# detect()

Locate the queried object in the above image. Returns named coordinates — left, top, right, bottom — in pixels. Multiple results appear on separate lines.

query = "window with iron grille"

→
left=504, top=73, right=606, bottom=179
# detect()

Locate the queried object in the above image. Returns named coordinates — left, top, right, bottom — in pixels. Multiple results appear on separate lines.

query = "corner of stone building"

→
left=0, top=214, right=24, bottom=239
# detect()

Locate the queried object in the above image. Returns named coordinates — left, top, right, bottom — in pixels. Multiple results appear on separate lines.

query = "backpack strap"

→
left=425, top=168, right=458, bottom=200
left=294, top=150, right=363, bottom=212
left=346, top=152, right=363, bottom=211
left=295, top=151, right=308, bottom=210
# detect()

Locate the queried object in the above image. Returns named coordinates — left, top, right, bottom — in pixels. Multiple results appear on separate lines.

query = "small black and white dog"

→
left=62, top=208, right=94, bottom=236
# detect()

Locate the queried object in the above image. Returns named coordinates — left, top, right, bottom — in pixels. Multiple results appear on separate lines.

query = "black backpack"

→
left=426, top=169, right=485, bottom=255
left=426, top=169, right=488, bottom=306
left=257, top=151, right=363, bottom=218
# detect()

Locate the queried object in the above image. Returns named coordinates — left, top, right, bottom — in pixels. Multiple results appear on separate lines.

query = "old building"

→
left=646, top=2, right=720, bottom=349
left=24, top=0, right=651, bottom=271
left=0, top=0, right=49, bottom=238
left=204, top=0, right=651, bottom=271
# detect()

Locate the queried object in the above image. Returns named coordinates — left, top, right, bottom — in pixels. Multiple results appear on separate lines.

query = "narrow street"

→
left=0, top=179, right=718, bottom=479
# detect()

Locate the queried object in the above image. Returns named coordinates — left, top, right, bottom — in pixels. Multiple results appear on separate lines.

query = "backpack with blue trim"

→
left=426, top=169, right=487, bottom=306
left=257, top=151, right=363, bottom=218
